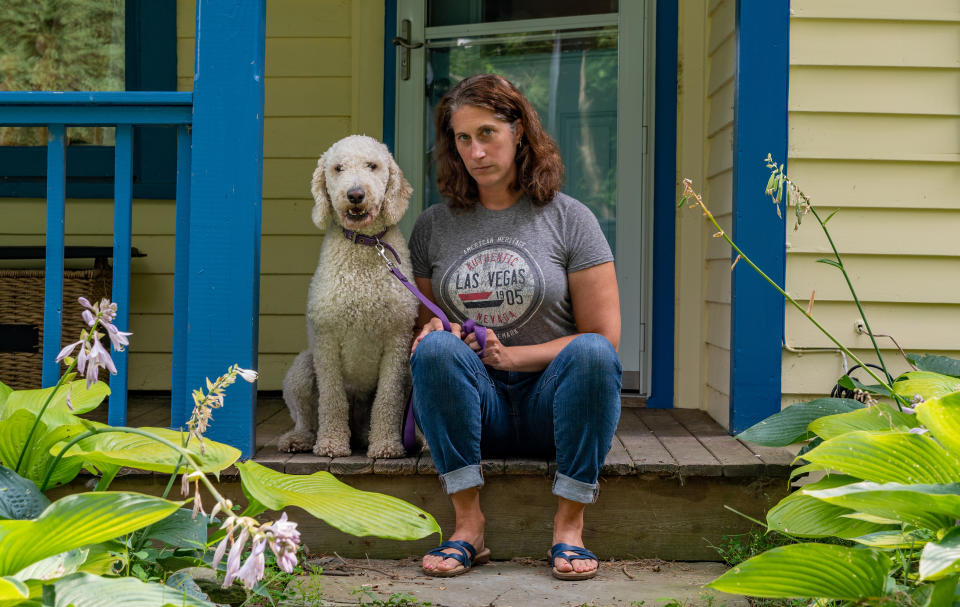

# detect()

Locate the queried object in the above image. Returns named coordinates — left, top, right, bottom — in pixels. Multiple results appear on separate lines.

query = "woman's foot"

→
left=422, top=488, right=486, bottom=574
left=552, top=497, right=598, bottom=578
left=422, top=531, right=487, bottom=574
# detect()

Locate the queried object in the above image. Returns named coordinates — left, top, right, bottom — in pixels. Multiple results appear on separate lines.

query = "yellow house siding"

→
left=674, top=0, right=708, bottom=412
left=701, top=0, right=736, bottom=427
left=784, top=1, right=960, bottom=405
left=675, top=0, right=737, bottom=425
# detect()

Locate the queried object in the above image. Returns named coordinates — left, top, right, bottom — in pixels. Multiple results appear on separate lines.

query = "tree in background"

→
left=0, top=0, right=124, bottom=146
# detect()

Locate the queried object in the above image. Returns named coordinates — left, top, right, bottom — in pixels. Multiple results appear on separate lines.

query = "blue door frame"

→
left=381, top=1, right=790, bottom=429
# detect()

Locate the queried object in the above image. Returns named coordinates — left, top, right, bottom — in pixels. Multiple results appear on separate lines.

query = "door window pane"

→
left=424, top=28, right=619, bottom=250
left=428, top=0, right=617, bottom=27
left=0, top=1, right=125, bottom=147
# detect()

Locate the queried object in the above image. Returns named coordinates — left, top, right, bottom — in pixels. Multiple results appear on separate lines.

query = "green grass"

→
left=354, top=587, right=432, bottom=607
left=707, top=527, right=795, bottom=568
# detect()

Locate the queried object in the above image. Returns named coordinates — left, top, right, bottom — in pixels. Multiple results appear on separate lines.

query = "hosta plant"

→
left=0, top=297, right=440, bottom=606
left=681, top=161, right=960, bottom=604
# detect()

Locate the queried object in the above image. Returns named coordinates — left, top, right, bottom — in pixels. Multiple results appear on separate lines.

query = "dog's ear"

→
left=310, top=151, right=333, bottom=230
left=382, top=152, right=412, bottom=226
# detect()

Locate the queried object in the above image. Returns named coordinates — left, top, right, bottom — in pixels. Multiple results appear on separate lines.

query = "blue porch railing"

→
left=0, top=0, right=266, bottom=457
left=0, top=91, right=192, bottom=428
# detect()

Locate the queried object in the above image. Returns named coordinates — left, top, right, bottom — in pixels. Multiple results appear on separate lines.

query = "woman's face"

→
left=450, top=105, right=523, bottom=194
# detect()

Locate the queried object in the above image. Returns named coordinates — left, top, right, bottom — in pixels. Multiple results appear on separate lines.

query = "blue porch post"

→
left=185, top=0, right=266, bottom=456
left=729, top=1, right=789, bottom=433
left=41, top=125, right=66, bottom=388
left=645, top=0, right=678, bottom=408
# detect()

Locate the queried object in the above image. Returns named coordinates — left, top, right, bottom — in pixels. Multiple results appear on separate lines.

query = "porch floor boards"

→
left=83, top=394, right=796, bottom=560
left=247, top=397, right=794, bottom=479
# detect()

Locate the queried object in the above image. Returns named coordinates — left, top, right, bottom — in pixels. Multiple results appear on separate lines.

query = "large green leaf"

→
left=0, top=382, right=11, bottom=410
left=0, top=381, right=110, bottom=419
left=766, top=475, right=894, bottom=539
left=916, top=392, right=960, bottom=456
left=142, top=508, right=210, bottom=549
left=52, top=572, right=214, bottom=607
left=61, top=427, right=240, bottom=476
left=12, top=549, right=88, bottom=597
left=801, top=431, right=960, bottom=484
left=893, top=372, right=960, bottom=402
left=708, top=543, right=891, bottom=600
left=808, top=403, right=917, bottom=441
left=76, top=542, right=124, bottom=576
left=0, top=492, right=181, bottom=576
left=237, top=461, right=440, bottom=540
left=919, top=527, right=960, bottom=581
left=0, top=577, right=27, bottom=601
left=736, top=398, right=864, bottom=447
left=909, top=354, right=960, bottom=379
left=851, top=529, right=932, bottom=550
left=805, top=482, right=960, bottom=531
left=0, top=466, right=50, bottom=520
left=0, top=411, right=87, bottom=487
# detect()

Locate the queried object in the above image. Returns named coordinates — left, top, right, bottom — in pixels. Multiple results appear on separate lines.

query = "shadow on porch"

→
left=82, top=394, right=795, bottom=561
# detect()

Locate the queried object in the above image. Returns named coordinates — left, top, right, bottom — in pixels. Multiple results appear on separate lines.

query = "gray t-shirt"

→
left=409, top=193, right=614, bottom=346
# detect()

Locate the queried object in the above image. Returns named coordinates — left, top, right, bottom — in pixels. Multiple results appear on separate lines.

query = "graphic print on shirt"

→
left=439, top=237, right=544, bottom=340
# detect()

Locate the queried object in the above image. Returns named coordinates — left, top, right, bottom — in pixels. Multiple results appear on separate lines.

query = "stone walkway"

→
left=282, top=556, right=749, bottom=607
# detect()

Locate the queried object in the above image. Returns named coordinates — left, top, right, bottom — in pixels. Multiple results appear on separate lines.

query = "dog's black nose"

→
left=347, top=187, right=365, bottom=205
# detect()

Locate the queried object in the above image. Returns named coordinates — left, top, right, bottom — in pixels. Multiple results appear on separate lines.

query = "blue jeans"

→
left=411, top=331, right=622, bottom=504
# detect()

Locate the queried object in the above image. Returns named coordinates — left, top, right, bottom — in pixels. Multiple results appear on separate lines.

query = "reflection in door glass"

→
left=424, top=28, right=618, bottom=251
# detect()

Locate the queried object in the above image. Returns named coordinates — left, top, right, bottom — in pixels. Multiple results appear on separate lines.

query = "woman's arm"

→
left=465, top=261, right=621, bottom=372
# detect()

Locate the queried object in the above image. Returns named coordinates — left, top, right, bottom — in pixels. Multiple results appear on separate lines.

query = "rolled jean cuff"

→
left=552, top=472, right=599, bottom=504
left=439, top=464, right=484, bottom=495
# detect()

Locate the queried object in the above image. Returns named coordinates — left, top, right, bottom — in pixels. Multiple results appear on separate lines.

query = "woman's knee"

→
left=564, top=333, right=621, bottom=374
left=411, top=330, right=465, bottom=369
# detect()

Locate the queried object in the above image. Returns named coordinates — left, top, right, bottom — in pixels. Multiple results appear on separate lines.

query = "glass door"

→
left=395, top=0, right=651, bottom=393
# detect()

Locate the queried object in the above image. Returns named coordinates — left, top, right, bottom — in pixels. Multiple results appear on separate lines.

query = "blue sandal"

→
left=549, top=543, right=599, bottom=580
left=423, top=540, right=491, bottom=577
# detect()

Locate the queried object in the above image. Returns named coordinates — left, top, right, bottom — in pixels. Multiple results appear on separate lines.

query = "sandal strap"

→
left=550, top=543, right=598, bottom=563
left=426, top=540, right=478, bottom=567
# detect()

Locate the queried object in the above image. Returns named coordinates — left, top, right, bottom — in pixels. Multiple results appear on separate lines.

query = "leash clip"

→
left=375, top=242, right=396, bottom=269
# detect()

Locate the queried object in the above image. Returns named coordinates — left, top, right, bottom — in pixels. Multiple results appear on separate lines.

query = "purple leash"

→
left=346, top=229, right=487, bottom=452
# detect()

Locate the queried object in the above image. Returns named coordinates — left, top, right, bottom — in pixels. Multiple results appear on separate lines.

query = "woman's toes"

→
left=423, top=552, right=459, bottom=571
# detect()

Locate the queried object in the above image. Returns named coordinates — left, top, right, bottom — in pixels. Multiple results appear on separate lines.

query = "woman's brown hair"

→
left=434, top=74, right=564, bottom=209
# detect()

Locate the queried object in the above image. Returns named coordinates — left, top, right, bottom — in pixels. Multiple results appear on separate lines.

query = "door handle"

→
left=392, top=19, right=422, bottom=81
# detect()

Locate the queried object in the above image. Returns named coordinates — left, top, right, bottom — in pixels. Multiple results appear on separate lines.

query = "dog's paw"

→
left=313, top=436, right=352, bottom=458
left=277, top=429, right=315, bottom=453
left=367, top=440, right=407, bottom=459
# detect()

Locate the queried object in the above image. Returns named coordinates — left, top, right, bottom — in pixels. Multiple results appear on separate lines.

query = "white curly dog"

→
left=278, top=135, right=418, bottom=458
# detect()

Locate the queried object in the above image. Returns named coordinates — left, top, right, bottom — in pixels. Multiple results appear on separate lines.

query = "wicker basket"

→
left=0, top=261, right=112, bottom=389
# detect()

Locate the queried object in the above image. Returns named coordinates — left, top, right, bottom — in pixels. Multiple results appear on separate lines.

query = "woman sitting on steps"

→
left=409, top=73, right=622, bottom=581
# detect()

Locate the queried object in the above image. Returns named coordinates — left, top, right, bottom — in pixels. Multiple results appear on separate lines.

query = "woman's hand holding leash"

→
left=464, top=328, right=514, bottom=370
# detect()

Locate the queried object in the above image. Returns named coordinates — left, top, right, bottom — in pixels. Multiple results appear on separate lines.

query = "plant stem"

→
left=14, top=360, right=76, bottom=474
left=685, top=188, right=895, bottom=395
left=39, top=427, right=226, bottom=510
left=808, top=206, right=893, bottom=384
left=133, top=438, right=189, bottom=552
